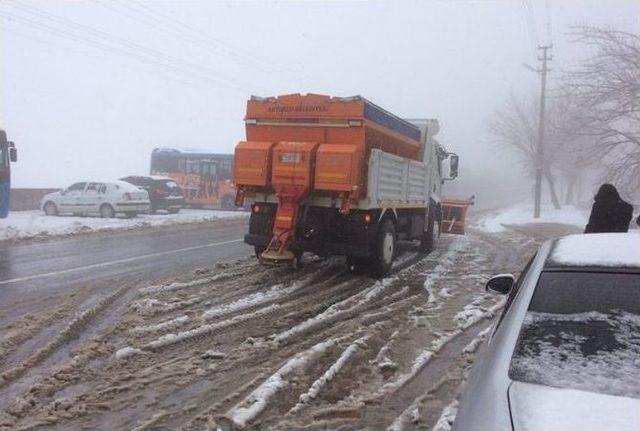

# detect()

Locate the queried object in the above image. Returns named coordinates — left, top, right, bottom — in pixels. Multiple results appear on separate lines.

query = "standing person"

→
left=585, top=184, right=633, bottom=233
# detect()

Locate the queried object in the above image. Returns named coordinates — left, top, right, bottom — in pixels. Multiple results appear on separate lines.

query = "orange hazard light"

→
left=314, top=144, right=361, bottom=192
left=233, top=141, right=274, bottom=187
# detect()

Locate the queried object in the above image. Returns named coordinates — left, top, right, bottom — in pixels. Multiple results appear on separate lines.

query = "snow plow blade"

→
left=441, top=197, right=474, bottom=235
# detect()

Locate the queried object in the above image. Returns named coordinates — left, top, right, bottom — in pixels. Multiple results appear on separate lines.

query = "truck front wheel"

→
left=421, top=208, right=439, bottom=253
left=372, top=219, right=396, bottom=277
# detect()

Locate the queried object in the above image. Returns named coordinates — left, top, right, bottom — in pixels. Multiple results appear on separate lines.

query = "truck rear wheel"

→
left=371, top=218, right=396, bottom=277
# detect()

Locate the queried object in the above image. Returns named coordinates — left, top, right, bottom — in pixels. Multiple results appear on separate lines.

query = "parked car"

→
left=120, top=175, right=184, bottom=214
left=41, top=180, right=150, bottom=218
left=454, top=233, right=640, bottom=431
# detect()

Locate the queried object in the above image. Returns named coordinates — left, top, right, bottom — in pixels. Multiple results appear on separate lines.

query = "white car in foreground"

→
left=41, top=180, right=150, bottom=218
left=454, top=233, right=640, bottom=431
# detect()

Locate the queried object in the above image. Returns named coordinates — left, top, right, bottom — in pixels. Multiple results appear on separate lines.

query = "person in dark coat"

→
left=584, top=184, right=633, bottom=233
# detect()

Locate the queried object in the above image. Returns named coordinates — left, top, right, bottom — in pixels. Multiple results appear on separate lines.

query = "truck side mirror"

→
left=9, top=147, right=17, bottom=162
left=485, top=274, right=515, bottom=295
left=449, top=154, right=459, bottom=179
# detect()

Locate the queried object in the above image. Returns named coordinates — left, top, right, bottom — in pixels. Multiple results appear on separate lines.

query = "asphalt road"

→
left=0, top=221, right=251, bottom=323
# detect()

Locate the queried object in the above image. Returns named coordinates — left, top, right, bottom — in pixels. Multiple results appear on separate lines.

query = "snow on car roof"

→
left=111, top=180, right=143, bottom=190
left=549, top=233, right=640, bottom=268
left=149, top=175, right=175, bottom=181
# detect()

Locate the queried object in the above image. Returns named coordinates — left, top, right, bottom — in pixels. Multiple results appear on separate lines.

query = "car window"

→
left=509, top=271, right=640, bottom=398
left=493, top=254, right=536, bottom=334
left=85, top=182, right=102, bottom=194
left=67, top=182, right=86, bottom=192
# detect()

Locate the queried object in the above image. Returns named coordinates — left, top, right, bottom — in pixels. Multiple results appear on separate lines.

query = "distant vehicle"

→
left=150, top=148, right=236, bottom=209
left=454, top=233, right=640, bottom=431
left=0, top=130, right=18, bottom=219
left=120, top=175, right=184, bottom=214
left=41, top=180, right=150, bottom=218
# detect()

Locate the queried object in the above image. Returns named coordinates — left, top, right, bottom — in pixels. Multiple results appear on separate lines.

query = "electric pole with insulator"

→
left=533, top=44, right=552, bottom=218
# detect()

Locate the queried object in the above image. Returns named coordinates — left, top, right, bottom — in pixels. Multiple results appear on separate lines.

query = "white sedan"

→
left=41, top=180, right=150, bottom=218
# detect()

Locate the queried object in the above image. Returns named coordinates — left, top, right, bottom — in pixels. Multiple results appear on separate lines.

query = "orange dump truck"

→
left=234, top=94, right=458, bottom=275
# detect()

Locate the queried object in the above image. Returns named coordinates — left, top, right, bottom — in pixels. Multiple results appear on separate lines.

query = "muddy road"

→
left=0, top=223, right=580, bottom=430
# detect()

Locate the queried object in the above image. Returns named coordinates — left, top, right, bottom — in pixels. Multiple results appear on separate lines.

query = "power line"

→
left=544, top=0, right=553, bottom=45
left=2, top=1, right=250, bottom=93
left=101, top=0, right=306, bottom=84
left=521, top=0, right=539, bottom=57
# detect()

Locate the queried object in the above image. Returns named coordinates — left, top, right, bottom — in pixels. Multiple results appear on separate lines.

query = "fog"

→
left=1, top=0, right=638, bottom=207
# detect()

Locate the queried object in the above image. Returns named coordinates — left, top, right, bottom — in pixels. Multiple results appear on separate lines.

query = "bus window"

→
left=186, top=159, right=199, bottom=174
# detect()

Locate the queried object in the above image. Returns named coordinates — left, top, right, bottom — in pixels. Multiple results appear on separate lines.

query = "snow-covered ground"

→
left=0, top=209, right=248, bottom=242
left=474, top=202, right=589, bottom=233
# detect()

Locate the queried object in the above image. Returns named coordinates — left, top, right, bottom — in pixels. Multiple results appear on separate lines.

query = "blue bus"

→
left=0, top=130, right=18, bottom=218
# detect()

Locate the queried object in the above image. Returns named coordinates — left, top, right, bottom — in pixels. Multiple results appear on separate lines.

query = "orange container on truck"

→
left=234, top=94, right=459, bottom=275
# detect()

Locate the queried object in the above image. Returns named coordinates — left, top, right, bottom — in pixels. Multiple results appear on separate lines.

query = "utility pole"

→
left=533, top=44, right=552, bottom=219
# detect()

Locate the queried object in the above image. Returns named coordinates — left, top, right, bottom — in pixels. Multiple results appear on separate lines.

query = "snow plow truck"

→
left=233, top=94, right=459, bottom=275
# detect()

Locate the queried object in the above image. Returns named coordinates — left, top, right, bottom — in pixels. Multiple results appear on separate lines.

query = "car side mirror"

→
left=485, top=274, right=515, bottom=295
left=449, top=154, right=459, bottom=179
left=8, top=145, right=17, bottom=162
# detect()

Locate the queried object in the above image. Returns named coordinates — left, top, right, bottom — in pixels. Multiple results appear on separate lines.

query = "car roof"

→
left=546, top=233, right=640, bottom=269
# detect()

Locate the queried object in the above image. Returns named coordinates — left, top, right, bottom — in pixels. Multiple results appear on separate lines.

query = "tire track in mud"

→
left=0, top=225, right=559, bottom=430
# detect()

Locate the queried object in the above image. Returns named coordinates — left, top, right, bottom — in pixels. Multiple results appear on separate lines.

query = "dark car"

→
left=120, top=175, right=184, bottom=214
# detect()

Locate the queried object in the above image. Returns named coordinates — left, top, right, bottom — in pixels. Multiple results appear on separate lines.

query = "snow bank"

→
left=550, top=233, right=640, bottom=267
left=0, top=209, right=248, bottom=241
left=475, top=203, right=588, bottom=233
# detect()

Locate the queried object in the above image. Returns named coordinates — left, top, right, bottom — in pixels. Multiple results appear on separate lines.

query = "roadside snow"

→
left=475, top=203, right=587, bottom=233
left=0, top=209, right=248, bottom=241
left=550, top=233, right=640, bottom=267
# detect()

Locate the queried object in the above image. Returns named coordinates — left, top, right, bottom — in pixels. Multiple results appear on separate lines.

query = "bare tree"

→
left=566, top=26, right=640, bottom=199
left=488, top=92, right=562, bottom=209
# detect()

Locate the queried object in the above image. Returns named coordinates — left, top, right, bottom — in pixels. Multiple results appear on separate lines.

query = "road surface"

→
left=0, top=221, right=581, bottom=430
left=0, top=220, right=250, bottom=325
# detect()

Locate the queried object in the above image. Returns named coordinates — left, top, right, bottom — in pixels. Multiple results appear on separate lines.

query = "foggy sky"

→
left=1, top=0, right=638, bottom=198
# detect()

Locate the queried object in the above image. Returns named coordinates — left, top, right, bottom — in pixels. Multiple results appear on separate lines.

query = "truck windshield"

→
left=509, top=271, right=640, bottom=399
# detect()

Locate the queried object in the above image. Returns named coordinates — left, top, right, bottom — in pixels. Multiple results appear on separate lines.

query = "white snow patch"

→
left=432, top=399, right=459, bottom=431
left=290, top=336, right=367, bottom=413
left=223, top=339, right=337, bottom=429
left=475, top=203, right=587, bottom=233
left=274, top=277, right=395, bottom=344
left=115, top=347, right=142, bottom=360
left=550, top=232, right=640, bottom=268
left=462, top=327, right=491, bottom=354
left=202, top=277, right=309, bottom=320
left=146, top=304, right=280, bottom=350
left=132, top=315, right=190, bottom=335
left=139, top=274, right=227, bottom=294
left=0, top=209, right=247, bottom=241
left=423, top=236, right=469, bottom=303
